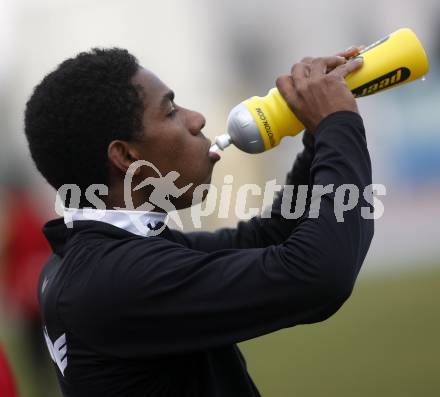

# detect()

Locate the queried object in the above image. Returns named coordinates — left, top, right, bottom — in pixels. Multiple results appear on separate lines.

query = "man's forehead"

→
left=132, top=67, right=170, bottom=104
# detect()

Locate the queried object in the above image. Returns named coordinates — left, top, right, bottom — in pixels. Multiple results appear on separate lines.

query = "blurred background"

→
left=0, top=0, right=439, bottom=396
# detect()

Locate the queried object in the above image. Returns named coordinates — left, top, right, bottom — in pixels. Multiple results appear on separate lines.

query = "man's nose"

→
left=187, top=110, right=206, bottom=136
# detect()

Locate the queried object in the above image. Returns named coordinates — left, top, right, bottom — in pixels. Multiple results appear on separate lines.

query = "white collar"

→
left=63, top=207, right=168, bottom=237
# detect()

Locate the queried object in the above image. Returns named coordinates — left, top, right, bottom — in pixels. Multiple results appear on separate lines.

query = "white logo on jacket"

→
left=44, top=327, right=68, bottom=376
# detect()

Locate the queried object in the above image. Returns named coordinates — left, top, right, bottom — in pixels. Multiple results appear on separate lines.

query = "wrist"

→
left=315, top=111, right=362, bottom=134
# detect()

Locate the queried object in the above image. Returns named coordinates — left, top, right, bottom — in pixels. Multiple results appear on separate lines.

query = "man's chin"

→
left=175, top=182, right=212, bottom=210
left=203, top=173, right=213, bottom=185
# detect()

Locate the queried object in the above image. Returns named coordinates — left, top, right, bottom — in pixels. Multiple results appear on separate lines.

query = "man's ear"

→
left=107, top=140, right=141, bottom=175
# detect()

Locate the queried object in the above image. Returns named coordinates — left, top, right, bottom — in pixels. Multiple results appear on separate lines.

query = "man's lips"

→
left=206, top=139, right=221, bottom=163
left=208, top=150, right=221, bottom=163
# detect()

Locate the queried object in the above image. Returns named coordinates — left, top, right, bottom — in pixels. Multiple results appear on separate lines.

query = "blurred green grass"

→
left=240, top=266, right=440, bottom=397
left=2, top=266, right=439, bottom=397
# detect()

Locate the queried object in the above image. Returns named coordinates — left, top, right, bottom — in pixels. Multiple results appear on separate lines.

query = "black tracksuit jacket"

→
left=38, top=111, right=374, bottom=396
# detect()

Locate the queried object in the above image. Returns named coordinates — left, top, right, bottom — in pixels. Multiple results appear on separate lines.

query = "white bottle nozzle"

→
left=210, top=133, right=232, bottom=153
left=209, top=143, right=221, bottom=153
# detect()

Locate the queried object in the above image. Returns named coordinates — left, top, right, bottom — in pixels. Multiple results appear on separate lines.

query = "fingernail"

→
left=350, top=56, right=363, bottom=63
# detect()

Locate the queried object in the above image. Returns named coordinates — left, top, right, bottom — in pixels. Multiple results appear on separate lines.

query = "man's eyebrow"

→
left=160, top=90, right=175, bottom=108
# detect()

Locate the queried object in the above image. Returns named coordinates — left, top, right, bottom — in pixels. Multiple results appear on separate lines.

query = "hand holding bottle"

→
left=276, top=56, right=364, bottom=132
left=210, top=28, right=429, bottom=154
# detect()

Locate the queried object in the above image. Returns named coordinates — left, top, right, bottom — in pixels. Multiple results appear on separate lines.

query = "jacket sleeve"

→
left=65, top=111, right=374, bottom=358
left=170, top=130, right=316, bottom=251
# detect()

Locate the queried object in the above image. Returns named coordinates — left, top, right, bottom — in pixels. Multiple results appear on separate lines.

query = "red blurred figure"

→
left=1, top=188, right=51, bottom=322
left=0, top=345, right=19, bottom=397
left=0, top=186, right=53, bottom=396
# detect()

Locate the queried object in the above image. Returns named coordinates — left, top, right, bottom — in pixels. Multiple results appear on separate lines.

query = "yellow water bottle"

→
left=211, top=28, right=429, bottom=154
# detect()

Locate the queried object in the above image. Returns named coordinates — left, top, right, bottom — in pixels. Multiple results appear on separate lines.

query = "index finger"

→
left=310, top=56, right=346, bottom=79
left=335, top=45, right=365, bottom=59
left=329, top=57, right=364, bottom=78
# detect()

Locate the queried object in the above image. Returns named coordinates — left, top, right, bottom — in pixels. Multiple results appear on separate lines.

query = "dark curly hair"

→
left=24, top=48, right=144, bottom=197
